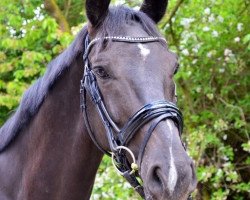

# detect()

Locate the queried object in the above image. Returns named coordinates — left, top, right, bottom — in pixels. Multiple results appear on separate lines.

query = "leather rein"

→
left=80, top=34, right=185, bottom=199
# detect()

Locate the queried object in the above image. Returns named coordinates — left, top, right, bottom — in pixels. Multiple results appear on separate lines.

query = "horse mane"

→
left=0, top=6, right=163, bottom=152
left=0, top=27, right=88, bottom=152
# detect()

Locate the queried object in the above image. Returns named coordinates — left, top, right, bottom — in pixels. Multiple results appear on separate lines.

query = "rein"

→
left=80, top=34, right=185, bottom=199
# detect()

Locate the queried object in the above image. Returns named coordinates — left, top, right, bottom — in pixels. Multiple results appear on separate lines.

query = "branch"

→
left=64, top=0, right=72, bottom=18
left=218, top=97, right=246, bottom=123
left=161, top=0, right=185, bottom=28
left=169, top=20, right=179, bottom=49
left=217, top=96, right=249, bottom=139
left=44, top=0, right=71, bottom=33
left=239, top=1, right=250, bottom=16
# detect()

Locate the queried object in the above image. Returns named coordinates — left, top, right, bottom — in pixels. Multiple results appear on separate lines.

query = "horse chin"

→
left=143, top=187, right=192, bottom=200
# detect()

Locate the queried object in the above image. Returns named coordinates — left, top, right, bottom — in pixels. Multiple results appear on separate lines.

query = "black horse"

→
left=0, top=0, right=197, bottom=199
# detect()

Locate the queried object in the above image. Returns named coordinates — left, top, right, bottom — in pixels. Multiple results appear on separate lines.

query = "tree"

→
left=0, top=0, right=73, bottom=124
left=0, top=0, right=249, bottom=199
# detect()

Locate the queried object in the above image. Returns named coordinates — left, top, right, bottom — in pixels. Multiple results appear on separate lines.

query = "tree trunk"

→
left=44, top=0, right=71, bottom=33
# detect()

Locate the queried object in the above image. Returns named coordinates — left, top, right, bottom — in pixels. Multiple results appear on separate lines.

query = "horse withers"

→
left=0, top=0, right=197, bottom=199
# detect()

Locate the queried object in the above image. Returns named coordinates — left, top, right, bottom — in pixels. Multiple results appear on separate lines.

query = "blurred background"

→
left=0, top=0, right=249, bottom=199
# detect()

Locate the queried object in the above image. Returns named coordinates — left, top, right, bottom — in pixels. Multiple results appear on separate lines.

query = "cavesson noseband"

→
left=80, top=35, right=184, bottom=198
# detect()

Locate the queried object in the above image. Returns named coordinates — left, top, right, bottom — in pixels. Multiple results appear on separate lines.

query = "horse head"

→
left=83, top=0, right=197, bottom=199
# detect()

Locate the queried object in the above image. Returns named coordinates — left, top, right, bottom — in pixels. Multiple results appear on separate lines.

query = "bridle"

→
left=80, top=34, right=188, bottom=199
left=80, top=34, right=186, bottom=198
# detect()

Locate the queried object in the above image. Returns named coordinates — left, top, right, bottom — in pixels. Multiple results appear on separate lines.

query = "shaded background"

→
left=0, top=0, right=249, bottom=199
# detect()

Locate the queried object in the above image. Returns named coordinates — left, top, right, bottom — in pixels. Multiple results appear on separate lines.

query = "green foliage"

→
left=0, top=0, right=73, bottom=124
left=0, top=0, right=249, bottom=199
left=91, top=156, right=140, bottom=200
left=163, top=0, right=250, bottom=198
left=57, top=0, right=86, bottom=27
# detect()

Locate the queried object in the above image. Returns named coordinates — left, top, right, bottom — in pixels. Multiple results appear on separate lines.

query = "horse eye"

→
left=94, top=67, right=110, bottom=79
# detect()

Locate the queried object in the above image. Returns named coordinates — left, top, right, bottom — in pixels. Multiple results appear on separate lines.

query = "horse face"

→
left=85, top=1, right=197, bottom=199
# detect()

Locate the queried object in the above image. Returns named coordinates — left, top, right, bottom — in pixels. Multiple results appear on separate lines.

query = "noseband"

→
left=80, top=35, right=185, bottom=198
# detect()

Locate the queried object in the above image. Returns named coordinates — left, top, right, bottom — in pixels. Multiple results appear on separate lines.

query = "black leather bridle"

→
left=80, top=34, right=186, bottom=198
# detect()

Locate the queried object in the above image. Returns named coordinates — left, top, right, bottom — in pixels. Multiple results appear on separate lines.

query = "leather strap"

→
left=119, top=101, right=183, bottom=146
left=123, top=171, right=145, bottom=198
left=137, top=114, right=171, bottom=168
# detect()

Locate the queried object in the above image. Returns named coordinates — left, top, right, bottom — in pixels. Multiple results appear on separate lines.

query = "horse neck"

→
left=0, top=54, right=103, bottom=200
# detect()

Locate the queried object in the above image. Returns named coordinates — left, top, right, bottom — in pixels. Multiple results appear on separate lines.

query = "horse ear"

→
left=85, top=0, right=111, bottom=27
left=140, top=0, right=168, bottom=23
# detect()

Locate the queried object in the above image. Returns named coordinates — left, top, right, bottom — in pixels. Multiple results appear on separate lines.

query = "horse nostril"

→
left=147, top=167, right=164, bottom=198
left=153, top=167, right=162, bottom=186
